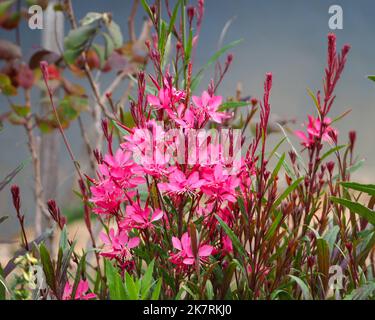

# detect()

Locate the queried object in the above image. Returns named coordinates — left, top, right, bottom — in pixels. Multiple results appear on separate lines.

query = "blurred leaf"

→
left=11, top=105, right=30, bottom=117
left=80, top=12, right=103, bottom=26
left=0, top=73, right=17, bottom=96
left=344, top=282, right=375, bottom=300
left=316, top=238, right=330, bottom=289
left=92, top=44, right=106, bottom=68
left=319, top=145, right=346, bottom=164
left=265, top=211, right=283, bottom=241
left=368, top=75, right=375, bottom=83
left=0, top=216, right=8, bottom=225
left=125, top=272, right=138, bottom=300
left=358, top=231, right=375, bottom=265
left=71, top=252, right=86, bottom=299
left=219, top=101, right=250, bottom=111
left=0, top=0, right=15, bottom=16
left=340, top=182, right=375, bottom=197
left=64, top=24, right=98, bottom=64
left=331, top=197, right=375, bottom=226
left=105, top=260, right=126, bottom=300
left=106, top=21, right=123, bottom=49
left=151, top=278, right=162, bottom=300
left=215, top=215, right=247, bottom=259
left=307, top=88, right=321, bottom=115
left=289, top=275, right=312, bottom=300
left=323, top=225, right=339, bottom=254
left=102, top=32, right=115, bottom=59
left=39, top=243, right=56, bottom=293
left=191, top=39, right=243, bottom=91
left=0, top=163, right=23, bottom=192
left=64, top=24, right=98, bottom=50
left=205, top=280, right=214, bottom=300
left=141, top=259, right=155, bottom=299
left=220, top=261, right=237, bottom=299
left=272, top=177, right=304, bottom=210
left=3, top=228, right=53, bottom=278
left=140, top=0, right=154, bottom=23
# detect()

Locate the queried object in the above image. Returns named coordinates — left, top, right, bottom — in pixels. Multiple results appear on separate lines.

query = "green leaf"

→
left=331, top=197, right=375, bottom=226
left=272, top=177, right=304, bottom=210
left=125, top=272, right=138, bottom=300
left=265, top=211, right=283, bottom=241
left=269, top=153, right=285, bottom=185
left=219, top=101, right=250, bottom=111
left=141, top=259, right=155, bottom=299
left=11, top=105, right=30, bottom=117
left=71, top=252, right=86, bottom=299
left=316, top=238, right=330, bottom=285
left=0, top=216, right=8, bottom=225
left=358, top=231, right=375, bottom=265
left=105, top=260, right=126, bottom=300
left=0, top=0, right=14, bottom=16
left=0, top=266, right=6, bottom=300
left=63, top=49, right=82, bottom=65
left=368, top=75, right=375, bottom=83
left=39, top=243, right=56, bottom=293
left=344, top=282, right=375, bottom=300
left=92, top=44, right=106, bottom=68
left=215, top=214, right=247, bottom=259
left=80, top=12, right=103, bottom=26
left=140, top=0, right=154, bottom=22
left=205, top=280, right=214, bottom=300
left=340, top=182, right=375, bottom=197
left=106, top=21, right=123, bottom=49
left=64, top=24, right=98, bottom=50
left=168, top=0, right=181, bottom=36
left=151, top=278, right=162, bottom=300
left=323, top=225, right=340, bottom=254
left=307, top=88, right=321, bottom=115
left=191, top=39, right=243, bottom=91
left=102, top=32, right=115, bottom=59
left=319, top=145, right=346, bottom=164
left=289, top=275, right=312, bottom=300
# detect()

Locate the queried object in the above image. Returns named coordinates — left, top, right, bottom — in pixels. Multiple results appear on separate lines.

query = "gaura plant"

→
left=1, top=0, right=375, bottom=300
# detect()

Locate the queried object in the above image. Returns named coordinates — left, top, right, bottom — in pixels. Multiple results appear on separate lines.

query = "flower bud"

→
left=11, top=185, right=20, bottom=212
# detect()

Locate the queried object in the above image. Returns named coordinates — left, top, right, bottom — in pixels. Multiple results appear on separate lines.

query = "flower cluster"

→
left=88, top=69, right=248, bottom=273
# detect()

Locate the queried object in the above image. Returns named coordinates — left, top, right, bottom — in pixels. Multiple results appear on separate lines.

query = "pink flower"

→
left=90, top=179, right=125, bottom=215
left=295, top=115, right=337, bottom=148
left=147, top=85, right=185, bottom=116
left=120, top=203, right=164, bottom=230
left=99, top=149, right=145, bottom=188
left=99, top=228, right=140, bottom=260
left=62, top=280, right=96, bottom=300
left=169, top=232, right=213, bottom=266
left=158, top=168, right=205, bottom=195
left=192, top=91, right=231, bottom=124
left=201, top=164, right=239, bottom=203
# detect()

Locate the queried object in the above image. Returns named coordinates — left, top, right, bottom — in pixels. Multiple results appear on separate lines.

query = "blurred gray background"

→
left=1, top=0, right=375, bottom=238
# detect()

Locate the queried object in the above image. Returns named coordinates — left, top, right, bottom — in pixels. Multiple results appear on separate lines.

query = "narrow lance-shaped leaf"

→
left=340, top=182, right=375, bottom=197
left=215, top=215, right=247, bottom=259
left=331, top=197, right=375, bottom=226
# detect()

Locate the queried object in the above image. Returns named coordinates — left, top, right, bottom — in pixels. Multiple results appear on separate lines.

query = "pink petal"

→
left=128, top=237, right=140, bottom=249
left=181, top=233, right=191, bottom=252
left=147, top=95, right=160, bottom=107
left=151, top=209, right=164, bottom=222
left=172, top=237, right=182, bottom=251
left=192, top=96, right=202, bottom=108
left=209, top=95, right=223, bottom=110
left=198, top=245, right=213, bottom=257
left=99, top=232, right=111, bottom=245
left=183, top=257, right=195, bottom=265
